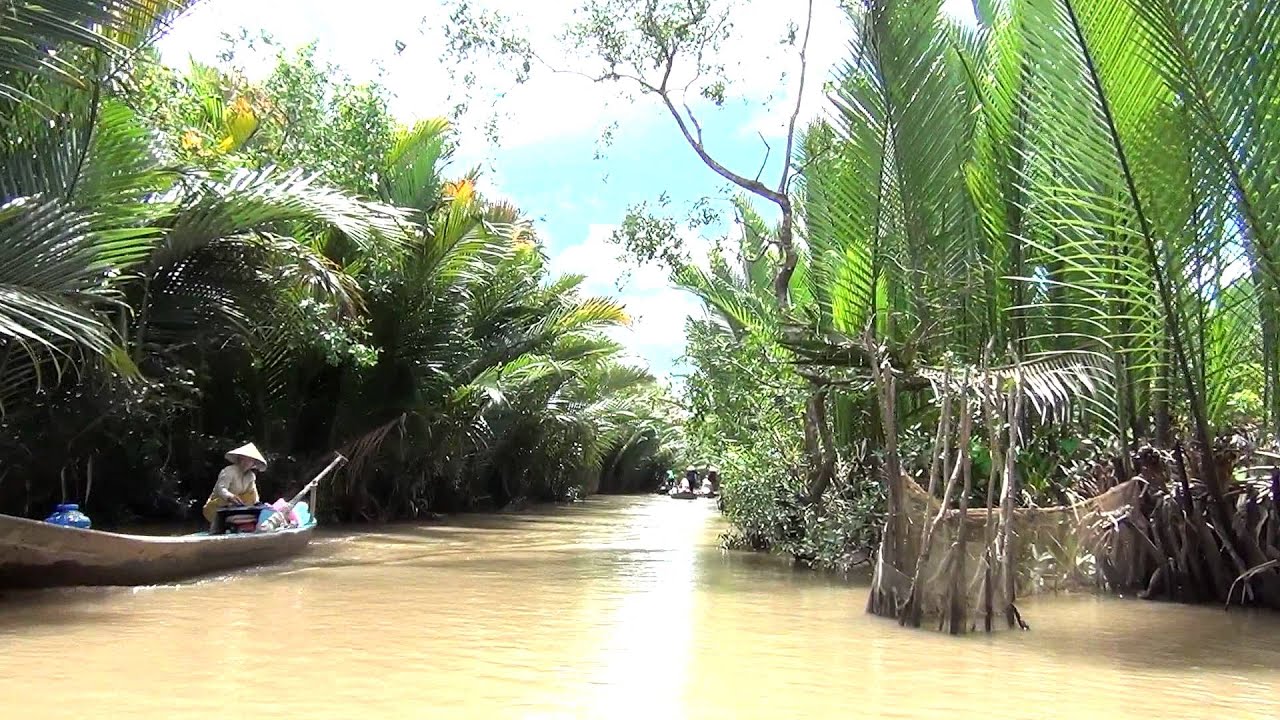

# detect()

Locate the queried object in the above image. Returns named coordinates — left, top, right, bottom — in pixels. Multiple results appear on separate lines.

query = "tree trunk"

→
left=804, top=387, right=837, bottom=503
left=867, top=339, right=908, bottom=617
left=802, top=387, right=822, bottom=495
left=998, top=362, right=1026, bottom=628
left=1153, top=338, right=1172, bottom=447
left=904, top=388, right=957, bottom=626
left=948, top=397, right=974, bottom=634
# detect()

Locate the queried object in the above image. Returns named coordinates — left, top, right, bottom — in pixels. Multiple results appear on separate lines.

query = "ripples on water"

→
left=2, top=497, right=1278, bottom=719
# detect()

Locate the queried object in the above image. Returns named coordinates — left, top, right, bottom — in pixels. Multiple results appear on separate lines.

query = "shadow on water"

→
left=682, top=530, right=1280, bottom=675
left=1004, top=593, right=1280, bottom=672
left=0, top=552, right=321, bottom=630
left=0, top=588, right=138, bottom=633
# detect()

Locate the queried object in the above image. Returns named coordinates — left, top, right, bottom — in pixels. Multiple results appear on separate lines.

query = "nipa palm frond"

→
left=918, top=349, right=1116, bottom=429
left=0, top=97, right=172, bottom=229
left=674, top=261, right=776, bottom=340
left=0, top=196, right=135, bottom=359
left=0, top=0, right=196, bottom=107
left=152, top=167, right=409, bottom=271
left=380, top=117, right=454, bottom=216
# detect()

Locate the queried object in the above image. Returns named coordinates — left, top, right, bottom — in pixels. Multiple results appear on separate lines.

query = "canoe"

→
left=0, top=454, right=347, bottom=590
left=0, top=514, right=316, bottom=590
left=668, top=490, right=719, bottom=500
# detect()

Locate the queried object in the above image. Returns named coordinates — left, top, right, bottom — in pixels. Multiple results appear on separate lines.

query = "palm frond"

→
left=0, top=97, right=171, bottom=225
left=0, top=0, right=196, bottom=107
left=533, top=295, right=630, bottom=338
left=919, top=349, right=1115, bottom=427
left=0, top=196, right=134, bottom=360
left=152, top=167, right=409, bottom=271
left=674, top=260, right=776, bottom=340
left=380, top=117, right=453, bottom=216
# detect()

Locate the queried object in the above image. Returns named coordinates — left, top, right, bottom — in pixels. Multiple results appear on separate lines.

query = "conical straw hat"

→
left=226, top=442, right=267, bottom=471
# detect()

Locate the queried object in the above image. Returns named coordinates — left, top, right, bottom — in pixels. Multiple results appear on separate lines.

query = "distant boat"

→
left=667, top=487, right=718, bottom=501
left=0, top=513, right=316, bottom=589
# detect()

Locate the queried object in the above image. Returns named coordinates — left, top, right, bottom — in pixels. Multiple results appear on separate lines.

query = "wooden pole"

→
left=257, top=454, right=347, bottom=532
left=949, top=392, right=974, bottom=634
left=981, top=347, right=1002, bottom=631
left=905, top=381, right=962, bottom=627
left=999, top=357, right=1027, bottom=629
left=287, top=453, right=346, bottom=509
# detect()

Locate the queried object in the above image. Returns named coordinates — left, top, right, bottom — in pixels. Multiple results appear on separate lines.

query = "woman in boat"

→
left=202, top=443, right=267, bottom=524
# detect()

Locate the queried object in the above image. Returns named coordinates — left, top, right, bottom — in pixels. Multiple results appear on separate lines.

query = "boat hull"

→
left=0, top=513, right=315, bottom=589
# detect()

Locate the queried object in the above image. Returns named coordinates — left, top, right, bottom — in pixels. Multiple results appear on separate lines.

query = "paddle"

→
left=256, top=453, right=348, bottom=532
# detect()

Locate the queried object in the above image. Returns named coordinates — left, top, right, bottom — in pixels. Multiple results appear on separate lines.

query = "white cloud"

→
left=732, top=1, right=855, bottom=141
left=157, top=0, right=974, bottom=160
left=156, top=0, right=862, bottom=160
left=739, top=0, right=979, bottom=140
left=943, top=0, right=981, bottom=24
left=156, top=0, right=663, bottom=157
left=548, top=223, right=716, bottom=375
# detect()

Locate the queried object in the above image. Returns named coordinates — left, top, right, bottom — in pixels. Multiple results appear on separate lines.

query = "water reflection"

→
left=581, top=499, right=702, bottom=717
left=1, top=495, right=1278, bottom=719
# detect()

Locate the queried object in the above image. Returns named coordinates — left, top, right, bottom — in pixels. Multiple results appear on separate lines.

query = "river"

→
left=1, top=496, right=1278, bottom=719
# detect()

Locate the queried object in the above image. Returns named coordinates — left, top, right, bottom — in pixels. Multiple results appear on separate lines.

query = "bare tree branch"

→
left=754, top=131, right=772, bottom=183
left=683, top=100, right=705, bottom=143
left=780, top=0, right=816, bottom=195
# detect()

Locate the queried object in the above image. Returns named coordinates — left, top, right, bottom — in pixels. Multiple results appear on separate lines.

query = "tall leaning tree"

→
left=435, top=0, right=839, bottom=496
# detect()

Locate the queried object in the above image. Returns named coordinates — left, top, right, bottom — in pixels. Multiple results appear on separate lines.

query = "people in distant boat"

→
left=685, top=466, right=699, bottom=492
left=202, top=442, right=267, bottom=524
left=707, top=467, right=720, bottom=494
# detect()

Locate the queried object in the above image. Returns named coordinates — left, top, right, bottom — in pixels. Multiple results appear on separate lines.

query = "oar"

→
left=256, top=453, right=348, bottom=532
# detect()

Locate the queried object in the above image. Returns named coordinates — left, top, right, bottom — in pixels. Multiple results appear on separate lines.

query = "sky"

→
left=155, top=0, right=975, bottom=383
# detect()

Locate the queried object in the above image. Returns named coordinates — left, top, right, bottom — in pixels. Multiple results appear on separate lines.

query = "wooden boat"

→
left=668, top=489, right=719, bottom=500
left=0, top=453, right=344, bottom=590
left=0, top=514, right=316, bottom=589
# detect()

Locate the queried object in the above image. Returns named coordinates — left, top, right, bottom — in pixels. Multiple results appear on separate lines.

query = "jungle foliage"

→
left=677, top=0, right=1280, bottom=610
left=0, top=2, right=681, bottom=524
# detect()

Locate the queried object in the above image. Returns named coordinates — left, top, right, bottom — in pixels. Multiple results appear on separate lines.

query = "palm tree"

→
left=258, top=117, right=656, bottom=517
left=0, top=9, right=682, bottom=520
left=678, top=0, right=1278, bottom=622
left=782, top=0, right=1280, bottom=617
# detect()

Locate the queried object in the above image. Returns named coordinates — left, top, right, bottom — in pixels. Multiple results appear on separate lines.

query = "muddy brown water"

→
left=2, top=496, right=1278, bottom=719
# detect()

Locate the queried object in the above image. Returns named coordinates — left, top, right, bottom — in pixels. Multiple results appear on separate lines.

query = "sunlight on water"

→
left=2, top=496, right=1279, bottom=719
left=581, top=501, right=701, bottom=718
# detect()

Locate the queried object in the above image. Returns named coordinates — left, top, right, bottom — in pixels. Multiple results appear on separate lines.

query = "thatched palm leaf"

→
left=918, top=350, right=1115, bottom=428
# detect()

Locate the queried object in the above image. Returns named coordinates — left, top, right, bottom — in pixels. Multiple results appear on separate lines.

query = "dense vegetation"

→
left=667, top=0, right=1280, bottom=611
left=4, top=0, right=1276, bottom=616
left=0, top=2, right=681, bottom=524
left=447, top=0, right=1277, bottom=613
